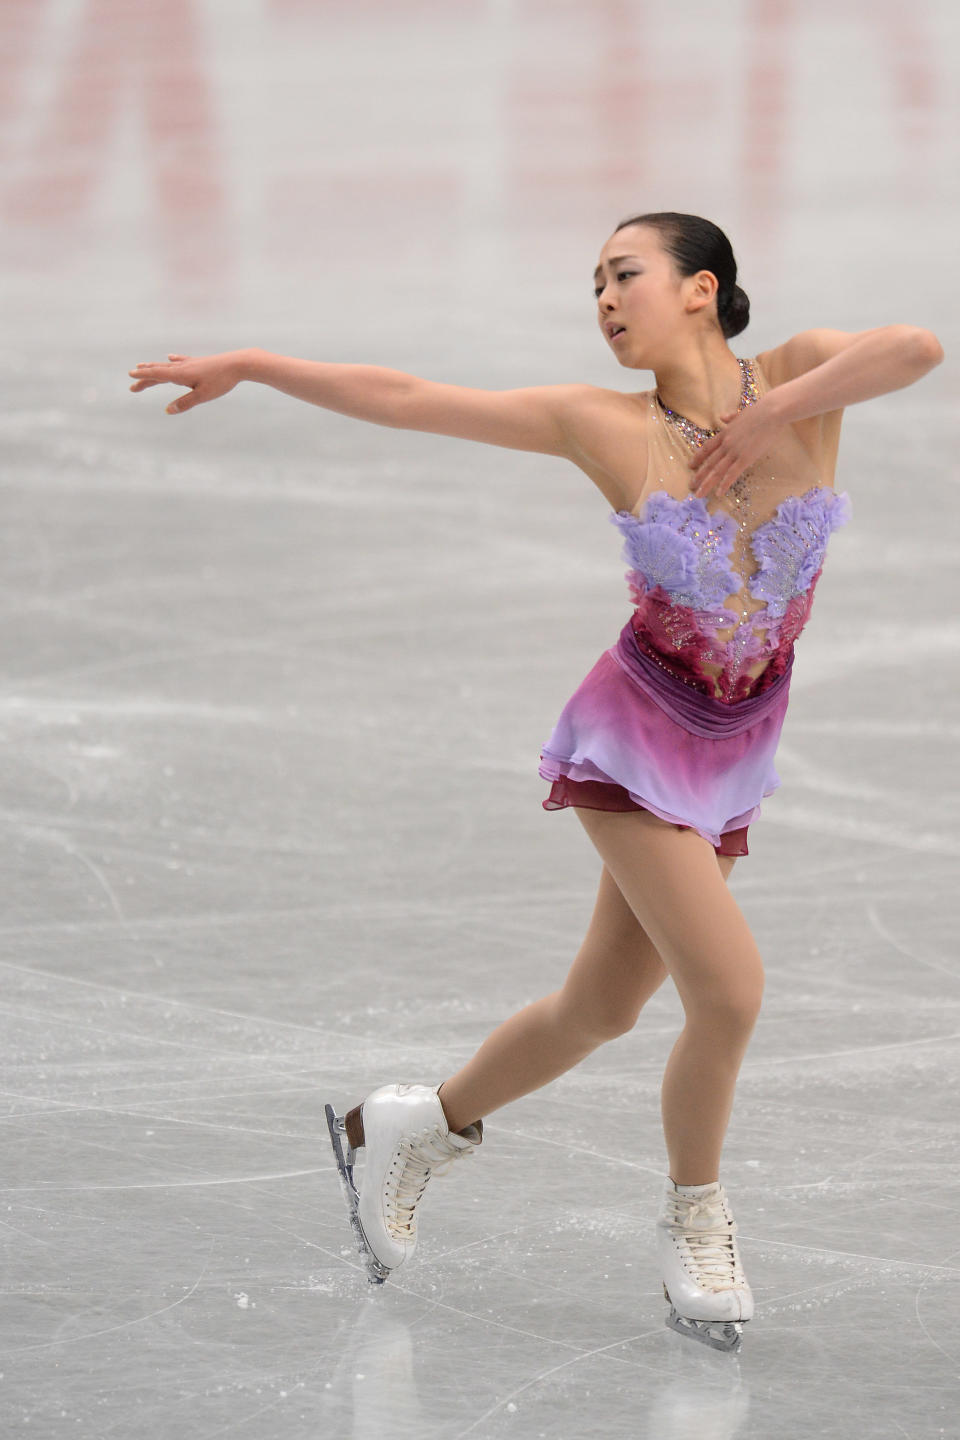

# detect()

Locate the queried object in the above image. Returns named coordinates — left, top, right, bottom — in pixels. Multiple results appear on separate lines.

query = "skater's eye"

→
left=593, top=271, right=638, bottom=298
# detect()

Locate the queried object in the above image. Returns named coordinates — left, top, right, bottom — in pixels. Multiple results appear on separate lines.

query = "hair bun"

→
left=721, top=283, right=750, bottom=339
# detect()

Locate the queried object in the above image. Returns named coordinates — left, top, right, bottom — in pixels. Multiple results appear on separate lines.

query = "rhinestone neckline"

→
left=655, top=359, right=759, bottom=448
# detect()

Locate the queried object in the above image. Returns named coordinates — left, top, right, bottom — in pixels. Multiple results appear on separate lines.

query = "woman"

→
left=129, top=211, right=943, bottom=1352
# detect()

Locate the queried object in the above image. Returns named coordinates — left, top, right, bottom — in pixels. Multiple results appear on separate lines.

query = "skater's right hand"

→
left=127, top=350, right=251, bottom=414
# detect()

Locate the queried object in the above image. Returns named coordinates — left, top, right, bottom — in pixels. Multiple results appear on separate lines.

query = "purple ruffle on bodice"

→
left=610, top=486, right=852, bottom=701
left=613, top=493, right=740, bottom=611
left=746, top=487, right=851, bottom=616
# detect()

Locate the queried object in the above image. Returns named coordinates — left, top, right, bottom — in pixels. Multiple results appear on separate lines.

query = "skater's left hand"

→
left=687, top=395, right=788, bottom=500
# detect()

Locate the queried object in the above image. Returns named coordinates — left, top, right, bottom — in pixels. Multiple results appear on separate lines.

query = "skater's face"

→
left=593, top=225, right=721, bottom=368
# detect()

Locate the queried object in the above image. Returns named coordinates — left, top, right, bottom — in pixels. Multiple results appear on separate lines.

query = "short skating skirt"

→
left=538, top=618, right=795, bottom=857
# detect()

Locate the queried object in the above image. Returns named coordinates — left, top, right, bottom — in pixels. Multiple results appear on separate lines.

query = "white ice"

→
left=1, top=2, right=958, bottom=1437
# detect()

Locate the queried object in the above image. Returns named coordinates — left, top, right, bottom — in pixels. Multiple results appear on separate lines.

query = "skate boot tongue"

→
left=672, top=1180, right=723, bottom=1219
left=672, top=1180, right=722, bottom=1197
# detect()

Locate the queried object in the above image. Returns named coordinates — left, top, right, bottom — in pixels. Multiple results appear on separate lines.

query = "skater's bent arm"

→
left=763, top=324, right=944, bottom=425
left=244, top=350, right=598, bottom=457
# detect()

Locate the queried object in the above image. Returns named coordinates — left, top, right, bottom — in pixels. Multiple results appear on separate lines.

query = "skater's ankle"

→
left=436, top=1082, right=479, bottom=1137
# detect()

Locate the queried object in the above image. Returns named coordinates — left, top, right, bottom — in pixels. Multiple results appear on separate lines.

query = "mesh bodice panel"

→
left=610, top=356, right=852, bottom=703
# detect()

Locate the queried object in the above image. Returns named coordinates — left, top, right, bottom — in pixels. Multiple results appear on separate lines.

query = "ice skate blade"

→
left=665, top=1305, right=744, bottom=1354
left=324, top=1103, right=390, bottom=1286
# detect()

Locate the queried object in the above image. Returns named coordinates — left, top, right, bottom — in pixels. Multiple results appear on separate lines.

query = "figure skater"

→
left=128, top=210, right=943, bottom=1352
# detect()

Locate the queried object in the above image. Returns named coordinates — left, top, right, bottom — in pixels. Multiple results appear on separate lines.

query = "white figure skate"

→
left=656, top=1178, right=754, bottom=1353
left=325, top=1083, right=483, bottom=1284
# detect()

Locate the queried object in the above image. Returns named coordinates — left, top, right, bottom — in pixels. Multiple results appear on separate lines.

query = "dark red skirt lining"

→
left=542, top=776, right=750, bottom=857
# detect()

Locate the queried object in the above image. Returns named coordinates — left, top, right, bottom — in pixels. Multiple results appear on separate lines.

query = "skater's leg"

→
left=437, top=861, right=674, bottom=1136
left=325, top=816, right=745, bottom=1293
left=573, top=808, right=762, bottom=1186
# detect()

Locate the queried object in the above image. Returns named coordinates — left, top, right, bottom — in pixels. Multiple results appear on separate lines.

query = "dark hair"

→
left=613, top=210, right=750, bottom=339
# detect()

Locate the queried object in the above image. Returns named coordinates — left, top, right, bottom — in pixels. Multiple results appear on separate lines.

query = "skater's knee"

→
left=686, top=982, right=763, bottom=1039
left=551, top=987, right=640, bottom=1044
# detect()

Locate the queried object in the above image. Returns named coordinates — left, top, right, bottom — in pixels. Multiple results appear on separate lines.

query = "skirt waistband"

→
left=608, top=619, right=794, bottom=739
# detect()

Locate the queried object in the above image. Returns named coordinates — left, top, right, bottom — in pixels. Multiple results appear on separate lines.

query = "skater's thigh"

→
left=574, top=808, right=762, bottom=1018
left=555, top=861, right=668, bottom=1033
left=555, top=848, right=738, bottom=1034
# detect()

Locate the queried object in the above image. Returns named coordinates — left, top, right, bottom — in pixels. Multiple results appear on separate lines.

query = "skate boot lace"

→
left=666, top=1191, right=747, bottom=1292
left=386, top=1126, right=474, bottom=1242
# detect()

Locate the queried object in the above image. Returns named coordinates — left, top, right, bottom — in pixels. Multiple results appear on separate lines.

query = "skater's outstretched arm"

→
left=128, top=348, right=610, bottom=461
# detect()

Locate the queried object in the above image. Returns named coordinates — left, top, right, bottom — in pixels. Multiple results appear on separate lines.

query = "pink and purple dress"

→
left=538, top=356, right=852, bottom=856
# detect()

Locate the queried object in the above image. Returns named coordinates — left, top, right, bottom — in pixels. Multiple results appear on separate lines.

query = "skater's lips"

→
left=604, top=321, right=626, bottom=339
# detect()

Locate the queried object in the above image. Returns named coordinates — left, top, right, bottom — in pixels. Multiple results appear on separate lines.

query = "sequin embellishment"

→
left=655, top=357, right=760, bottom=445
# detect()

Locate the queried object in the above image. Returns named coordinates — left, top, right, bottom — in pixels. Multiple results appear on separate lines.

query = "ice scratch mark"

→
left=21, top=823, right=127, bottom=921
left=789, top=717, right=960, bottom=741
left=192, top=1391, right=302, bottom=1440
left=774, top=742, right=887, bottom=802
left=769, top=805, right=960, bottom=857
left=0, top=1166, right=327, bottom=1195
left=0, top=958, right=464, bottom=1055
left=51, top=1103, right=316, bottom=1145
left=423, top=1225, right=546, bottom=1271
left=0, top=1082, right=301, bottom=1120
left=241, top=1213, right=374, bottom=1277
left=740, top=1233, right=960, bottom=1277
left=0, top=1215, right=54, bottom=1247
left=0, top=1074, right=334, bottom=1114
left=0, top=751, right=78, bottom=806
left=6, top=636, right=325, bottom=693
left=740, top=1028, right=960, bottom=1071
left=866, top=903, right=960, bottom=982
left=0, top=886, right=521, bottom=937
left=0, top=1003, right=296, bottom=1061
left=449, top=1324, right=665, bottom=1438
left=846, top=1130, right=953, bottom=1183
left=913, top=1246, right=960, bottom=1369
left=0, top=1235, right=214, bottom=1355
left=484, top=1123, right=661, bottom=1177
left=388, top=1285, right=606, bottom=1357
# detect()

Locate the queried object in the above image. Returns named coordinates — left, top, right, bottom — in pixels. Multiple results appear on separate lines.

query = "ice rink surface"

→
left=1, top=1, right=959, bottom=1435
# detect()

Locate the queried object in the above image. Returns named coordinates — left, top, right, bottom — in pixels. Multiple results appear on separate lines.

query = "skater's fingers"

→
left=130, top=358, right=191, bottom=376
left=691, top=461, right=719, bottom=497
left=692, top=441, right=740, bottom=498
left=128, top=372, right=169, bottom=387
left=165, top=387, right=203, bottom=414
left=129, top=363, right=173, bottom=379
left=128, top=359, right=198, bottom=398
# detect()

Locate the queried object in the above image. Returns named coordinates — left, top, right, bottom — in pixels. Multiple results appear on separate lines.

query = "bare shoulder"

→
left=755, top=326, right=867, bottom=386
left=754, top=328, right=866, bottom=485
left=556, top=383, right=652, bottom=512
